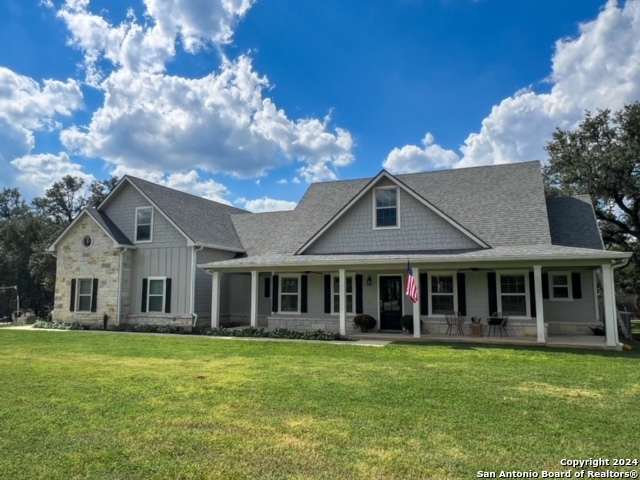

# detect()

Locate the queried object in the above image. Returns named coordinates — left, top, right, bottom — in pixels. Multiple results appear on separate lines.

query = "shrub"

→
left=33, top=320, right=89, bottom=330
left=401, top=315, right=415, bottom=333
left=201, top=327, right=351, bottom=341
left=353, top=314, right=377, bottom=332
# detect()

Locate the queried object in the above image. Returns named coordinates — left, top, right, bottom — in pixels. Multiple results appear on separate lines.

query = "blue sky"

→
left=0, top=0, right=639, bottom=211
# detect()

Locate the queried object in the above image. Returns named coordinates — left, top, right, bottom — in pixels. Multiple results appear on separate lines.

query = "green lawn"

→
left=0, top=331, right=638, bottom=480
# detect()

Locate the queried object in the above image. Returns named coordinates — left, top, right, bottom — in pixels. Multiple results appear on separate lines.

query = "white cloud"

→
left=238, top=196, right=297, bottom=213
left=292, top=176, right=301, bottom=184
left=383, top=132, right=460, bottom=173
left=57, top=0, right=354, bottom=183
left=276, top=178, right=288, bottom=184
left=385, top=0, right=640, bottom=171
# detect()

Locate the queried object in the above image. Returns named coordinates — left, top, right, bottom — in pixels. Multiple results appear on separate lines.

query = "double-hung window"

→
left=549, top=273, right=572, bottom=300
left=279, top=276, right=300, bottom=313
left=374, top=187, right=399, bottom=228
left=135, top=207, right=153, bottom=242
left=332, top=275, right=354, bottom=314
left=498, top=273, right=528, bottom=316
left=77, top=279, right=93, bottom=312
left=147, top=277, right=166, bottom=312
left=430, top=274, right=455, bottom=314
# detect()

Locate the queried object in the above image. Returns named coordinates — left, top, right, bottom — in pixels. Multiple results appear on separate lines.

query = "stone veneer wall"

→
left=268, top=316, right=358, bottom=334
left=53, top=216, right=124, bottom=328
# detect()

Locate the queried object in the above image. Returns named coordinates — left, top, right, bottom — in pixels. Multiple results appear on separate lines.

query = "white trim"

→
left=339, top=269, right=346, bottom=336
left=195, top=242, right=245, bottom=253
left=549, top=271, right=573, bottom=301
left=135, top=206, right=154, bottom=243
left=296, top=170, right=490, bottom=254
left=377, top=274, right=404, bottom=328
left=533, top=265, right=545, bottom=343
left=427, top=271, right=458, bottom=317
left=496, top=270, right=531, bottom=319
left=331, top=274, right=355, bottom=314
left=372, top=186, right=401, bottom=230
left=278, top=274, right=301, bottom=314
left=593, top=269, right=600, bottom=321
left=250, top=271, right=258, bottom=327
left=147, top=276, right=167, bottom=313
left=412, top=267, right=421, bottom=338
left=75, top=278, right=94, bottom=312
left=211, top=271, right=220, bottom=328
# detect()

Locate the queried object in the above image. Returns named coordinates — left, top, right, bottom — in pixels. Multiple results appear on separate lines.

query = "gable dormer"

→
left=299, top=171, right=488, bottom=255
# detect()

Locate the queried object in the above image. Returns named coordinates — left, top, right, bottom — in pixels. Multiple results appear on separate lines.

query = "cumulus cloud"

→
left=57, top=0, right=354, bottom=184
left=383, top=132, right=459, bottom=173
left=237, top=196, right=297, bottom=213
left=385, top=0, right=640, bottom=172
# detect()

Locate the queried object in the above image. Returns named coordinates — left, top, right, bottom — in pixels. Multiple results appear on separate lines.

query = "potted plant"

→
left=353, top=314, right=377, bottom=333
left=401, top=314, right=420, bottom=334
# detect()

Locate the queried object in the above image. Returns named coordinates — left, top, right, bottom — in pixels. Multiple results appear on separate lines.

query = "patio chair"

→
left=445, top=312, right=465, bottom=336
left=487, top=312, right=508, bottom=337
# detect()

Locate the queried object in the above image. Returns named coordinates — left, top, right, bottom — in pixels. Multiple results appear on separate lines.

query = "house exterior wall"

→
left=53, top=215, right=122, bottom=328
left=193, top=248, right=238, bottom=324
left=306, top=180, right=480, bottom=254
left=543, top=269, right=597, bottom=334
left=103, top=182, right=187, bottom=246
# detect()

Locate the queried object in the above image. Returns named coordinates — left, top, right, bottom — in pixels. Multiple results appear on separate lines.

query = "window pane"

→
left=553, top=287, right=569, bottom=299
left=137, top=225, right=151, bottom=241
left=149, top=280, right=164, bottom=295
left=432, top=295, right=454, bottom=315
left=552, top=275, right=568, bottom=286
left=431, top=276, right=454, bottom=294
left=346, top=277, right=353, bottom=293
left=137, top=209, right=152, bottom=224
left=501, top=295, right=527, bottom=316
left=346, top=295, right=353, bottom=313
left=281, top=278, right=299, bottom=293
left=78, top=295, right=91, bottom=311
left=281, top=295, right=298, bottom=312
left=376, top=208, right=397, bottom=227
left=79, top=279, right=92, bottom=295
left=148, top=296, right=163, bottom=312
left=500, top=275, right=525, bottom=294
left=334, top=295, right=340, bottom=312
left=375, top=189, right=397, bottom=208
left=333, top=277, right=340, bottom=292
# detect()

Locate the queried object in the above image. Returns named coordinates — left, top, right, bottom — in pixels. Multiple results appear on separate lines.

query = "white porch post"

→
left=533, top=265, right=545, bottom=343
left=250, top=271, right=258, bottom=328
left=339, top=268, right=346, bottom=336
left=601, top=263, right=618, bottom=347
left=412, top=267, right=421, bottom=338
left=211, top=271, right=220, bottom=328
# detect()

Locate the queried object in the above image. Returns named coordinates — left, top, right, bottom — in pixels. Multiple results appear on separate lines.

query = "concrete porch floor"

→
left=351, top=332, right=621, bottom=350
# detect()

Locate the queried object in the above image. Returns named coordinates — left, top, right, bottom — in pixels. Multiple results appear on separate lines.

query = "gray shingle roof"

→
left=125, top=176, right=249, bottom=249
left=232, top=161, right=552, bottom=256
left=86, top=208, right=134, bottom=246
left=546, top=195, right=604, bottom=250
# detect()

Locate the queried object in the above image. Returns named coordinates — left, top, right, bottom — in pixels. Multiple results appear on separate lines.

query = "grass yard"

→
left=0, top=331, right=639, bottom=480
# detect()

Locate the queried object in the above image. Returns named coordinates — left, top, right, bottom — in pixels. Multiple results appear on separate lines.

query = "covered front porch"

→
left=201, top=247, right=631, bottom=350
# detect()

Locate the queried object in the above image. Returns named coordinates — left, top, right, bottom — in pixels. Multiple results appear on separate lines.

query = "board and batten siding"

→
left=103, top=182, right=187, bottom=246
left=305, top=179, right=480, bottom=254
left=543, top=269, right=597, bottom=324
left=193, top=248, right=238, bottom=317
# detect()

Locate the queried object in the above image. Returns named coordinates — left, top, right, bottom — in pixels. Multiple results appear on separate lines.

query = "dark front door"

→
left=380, top=275, right=403, bottom=330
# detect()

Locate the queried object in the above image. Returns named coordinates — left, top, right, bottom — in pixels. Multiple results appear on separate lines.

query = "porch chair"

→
left=487, top=312, right=509, bottom=337
left=445, top=312, right=465, bottom=336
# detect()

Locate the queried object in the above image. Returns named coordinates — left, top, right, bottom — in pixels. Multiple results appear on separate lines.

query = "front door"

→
left=380, top=275, right=403, bottom=330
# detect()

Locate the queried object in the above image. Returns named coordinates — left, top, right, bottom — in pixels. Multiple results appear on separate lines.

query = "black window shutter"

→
left=571, top=272, right=582, bottom=299
left=529, top=272, right=536, bottom=318
left=324, top=275, right=331, bottom=313
left=91, top=279, right=99, bottom=312
left=457, top=272, right=466, bottom=316
left=164, top=278, right=172, bottom=313
left=355, top=274, right=363, bottom=314
left=420, top=273, right=428, bottom=315
left=264, top=277, right=270, bottom=298
left=69, top=279, right=76, bottom=312
left=271, top=275, right=279, bottom=312
left=301, top=275, right=308, bottom=313
left=542, top=273, right=549, bottom=299
left=487, top=272, right=497, bottom=316
left=141, top=278, right=148, bottom=312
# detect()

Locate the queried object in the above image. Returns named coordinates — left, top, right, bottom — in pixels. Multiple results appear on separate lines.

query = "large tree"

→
left=544, top=101, right=640, bottom=291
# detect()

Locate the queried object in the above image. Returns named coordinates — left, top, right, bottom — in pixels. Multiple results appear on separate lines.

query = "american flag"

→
left=406, top=261, right=418, bottom=304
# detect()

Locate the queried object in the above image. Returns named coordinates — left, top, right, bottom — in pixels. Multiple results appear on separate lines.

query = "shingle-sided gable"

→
left=546, top=195, right=604, bottom=249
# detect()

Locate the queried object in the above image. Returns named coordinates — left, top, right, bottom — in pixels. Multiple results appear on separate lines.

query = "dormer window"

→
left=135, top=207, right=153, bottom=242
left=374, top=187, right=399, bottom=228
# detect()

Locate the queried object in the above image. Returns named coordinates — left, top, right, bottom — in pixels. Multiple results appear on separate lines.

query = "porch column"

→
left=533, top=265, right=545, bottom=343
left=412, top=267, right=421, bottom=338
left=339, top=268, right=346, bottom=336
left=601, top=263, right=618, bottom=347
left=250, top=271, right=258, bottom=328
left=211, top=271, right=220, bottom=328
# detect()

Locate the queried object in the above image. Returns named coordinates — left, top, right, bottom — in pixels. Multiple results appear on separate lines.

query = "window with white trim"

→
left=279, top=276, right=300, bottom=313
left=374, top=187, right=399, bottom=228
left=147, top=277, right=166, bottom=312
left=135, top=207, right=153, bottom=242
left=430, top=274, right=455, bottom=314
left=550, top=273, right=572, bottom=300
left=76, top=278, right=93, bottom=312
left=499, top=273, right=528, bottom=316
left=332, top=275, right=355, bottom=314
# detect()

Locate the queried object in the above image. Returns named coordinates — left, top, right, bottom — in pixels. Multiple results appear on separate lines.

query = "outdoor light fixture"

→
left=366, top=275, right=372, bottom=286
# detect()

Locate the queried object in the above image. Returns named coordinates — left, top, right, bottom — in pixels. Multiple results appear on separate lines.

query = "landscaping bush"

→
left=201, top=327, right=350, bottom=341
left=353, top=314, right=377, bottom=332
left=400, top=315, right=421, bottom=333
left=33, top=320, right=90, bottom=330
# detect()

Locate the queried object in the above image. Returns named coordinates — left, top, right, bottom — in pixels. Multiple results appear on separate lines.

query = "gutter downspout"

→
left=612, top=256, right=632, bottom=346
left=116, top=247, right=128, bottom=327
left=191, top=246, right=204, bottom=329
